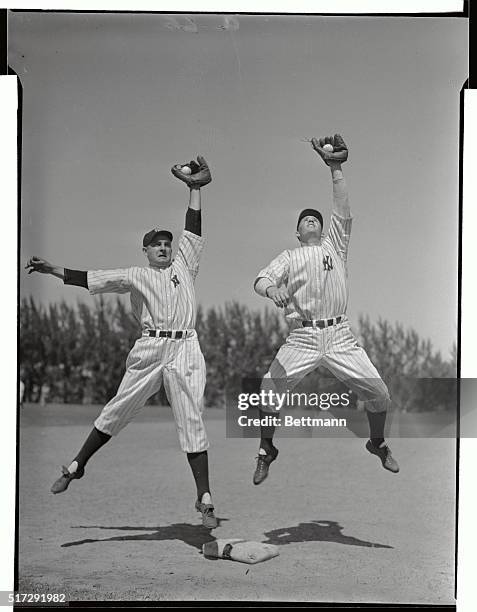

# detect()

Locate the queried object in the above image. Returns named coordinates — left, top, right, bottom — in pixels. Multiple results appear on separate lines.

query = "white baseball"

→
left=181, top=165, right=192, bottom=175
left=323, top=144, right=334, bottom=152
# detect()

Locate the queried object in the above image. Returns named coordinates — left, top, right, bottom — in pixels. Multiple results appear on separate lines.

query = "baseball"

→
left=323, top=144, right=334, bottom=152
left=181, top=165, right=192, bottom=175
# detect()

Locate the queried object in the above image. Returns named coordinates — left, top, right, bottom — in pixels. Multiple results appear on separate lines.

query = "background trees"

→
left=19, top=297, right=456, bottom=411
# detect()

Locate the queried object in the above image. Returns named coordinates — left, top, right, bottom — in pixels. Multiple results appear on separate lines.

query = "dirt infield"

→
left=18, top=404, right=456, bottom=603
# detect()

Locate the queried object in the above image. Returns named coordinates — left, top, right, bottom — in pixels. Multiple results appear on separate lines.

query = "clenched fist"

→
left=25, top=256, right=55, bottom=275
left=267, top=286, right=291, bottom=308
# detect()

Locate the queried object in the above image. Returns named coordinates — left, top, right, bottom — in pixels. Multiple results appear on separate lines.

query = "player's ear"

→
left=142, top=247, right=148, bottom=256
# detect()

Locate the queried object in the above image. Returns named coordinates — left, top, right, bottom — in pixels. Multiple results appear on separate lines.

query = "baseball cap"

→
left=297, top=208, right=323, bottom=230
left=142, top=229, right=173, bottom=247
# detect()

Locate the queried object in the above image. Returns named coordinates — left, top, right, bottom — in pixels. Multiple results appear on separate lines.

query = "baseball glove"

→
left=171, top=155, right=212, bottom=188
left=311, top=134, right=349, bottom=166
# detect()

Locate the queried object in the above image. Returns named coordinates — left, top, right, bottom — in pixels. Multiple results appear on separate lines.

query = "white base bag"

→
left=203, top=539, right=279, bottom=564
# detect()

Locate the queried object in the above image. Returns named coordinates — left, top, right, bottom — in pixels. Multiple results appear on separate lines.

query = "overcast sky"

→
left=9, top=11, right=467, bottom=357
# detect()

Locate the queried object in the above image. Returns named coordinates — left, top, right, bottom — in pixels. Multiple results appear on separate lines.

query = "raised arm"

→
left=185, top=188, right=202, bottom=235
left=171, top=155, right=212, bottom=275
left=171, top=155, right=212, bottom=236
left=311, top=134, right=351, bottom=218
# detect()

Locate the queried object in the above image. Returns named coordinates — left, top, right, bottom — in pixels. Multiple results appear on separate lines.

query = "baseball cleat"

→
left=50, top=465, right=85, bottom=494
left=365, top=440, right=399, bottom=473
left=195, top=500, right=218, bottom=529
left=253, top=446, right=279, bottom=485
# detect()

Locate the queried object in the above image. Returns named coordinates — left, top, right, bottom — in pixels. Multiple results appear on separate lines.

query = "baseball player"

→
left=252, top=134, right=400, bottom=485
left=25, top=156, right=218, bottom=529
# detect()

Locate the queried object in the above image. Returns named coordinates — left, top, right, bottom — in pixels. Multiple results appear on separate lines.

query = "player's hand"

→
left=171, top=155, right=212, bottom=189
left=311, top=134, right=349, bottom=166
left=267, top=286, right=291, bottom=308
left=25, top=256, right=55, bottom=275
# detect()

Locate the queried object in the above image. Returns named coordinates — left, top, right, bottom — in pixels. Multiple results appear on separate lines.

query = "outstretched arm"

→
left=25, top=257, right=65, bottom=280
left=311, top=134, right=351, bottom=218
left=26, top=257, right=89, bottom=288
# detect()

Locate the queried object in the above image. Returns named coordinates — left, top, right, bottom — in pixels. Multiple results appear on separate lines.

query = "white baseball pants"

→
left=94, top=331, right=208, bottom=452
left=261, top=319, right=390, bottom=413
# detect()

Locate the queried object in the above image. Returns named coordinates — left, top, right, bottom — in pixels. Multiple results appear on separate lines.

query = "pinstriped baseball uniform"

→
left=90, top=230, right=208, bottom=452
left=256, top=212, right=390, bottom=413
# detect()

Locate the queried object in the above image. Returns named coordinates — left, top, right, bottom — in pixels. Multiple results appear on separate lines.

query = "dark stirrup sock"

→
left=259, top=411, right=276, bottom=452
left=72, top=427, right=112, bottom=471
left=366, top=409, right=387, bottom=447
left=187, top=450, right=211, bottom=501
left=259, top=437, right=275, bottom=454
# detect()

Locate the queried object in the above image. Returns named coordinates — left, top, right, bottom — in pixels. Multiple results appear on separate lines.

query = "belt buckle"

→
left=155, top=330, right=186, bottom=339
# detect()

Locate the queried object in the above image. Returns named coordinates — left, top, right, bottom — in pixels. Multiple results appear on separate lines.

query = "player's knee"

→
left=365, top=378, right=390, bottom=400
left=377, top=382, right=390, bottom=402
left=366, top=389, right=391, bottom=412
left=360, top=380, right=391, bottom=412
left=181, top=440, right=209, bottom=453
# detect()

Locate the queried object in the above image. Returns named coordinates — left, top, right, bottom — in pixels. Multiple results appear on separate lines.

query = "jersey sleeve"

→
left=326, top=213, right=353, bottom=261
left=175, top=230, right=205, bottom=280
left=87, top=268, right=132, bottom=295
left=255, top=250, right=291, bottom=288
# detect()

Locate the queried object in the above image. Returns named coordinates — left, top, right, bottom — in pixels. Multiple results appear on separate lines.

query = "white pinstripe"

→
left=88, top=231, right=208, bottom=452
left=257, top=213, right=390, bottom=413
left=257, top=214, right=352, bottom=322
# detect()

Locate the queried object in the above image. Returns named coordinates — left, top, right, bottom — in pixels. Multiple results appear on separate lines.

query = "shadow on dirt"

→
left=61, top=518, right=391, bottom=551
left=61, top=519, right=229, bottom=550
left=263, top=520, right=393, bottom=549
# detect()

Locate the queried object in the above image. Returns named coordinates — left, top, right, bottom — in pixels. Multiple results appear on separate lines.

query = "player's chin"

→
left=154, top=256, right=171, bottom=267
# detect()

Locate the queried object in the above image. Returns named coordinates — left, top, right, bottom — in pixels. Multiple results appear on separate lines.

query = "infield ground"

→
left=17, top=403, right=456, bottom=604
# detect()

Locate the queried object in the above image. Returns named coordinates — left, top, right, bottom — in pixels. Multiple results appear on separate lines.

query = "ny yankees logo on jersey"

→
left=323, top=255, right=333, bottom=271
left=171, top=274, right=180, bottom=287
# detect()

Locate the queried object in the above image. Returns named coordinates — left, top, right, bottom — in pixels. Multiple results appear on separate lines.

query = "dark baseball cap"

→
left=142, top=229, right=173, bottom=247
left=297, top=208, right=323, bottom=230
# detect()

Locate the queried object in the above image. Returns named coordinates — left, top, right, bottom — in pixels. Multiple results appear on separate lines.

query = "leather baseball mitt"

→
left=311, top=134, right=349, bottom=165
left=171, top=155, right=212, bottom=188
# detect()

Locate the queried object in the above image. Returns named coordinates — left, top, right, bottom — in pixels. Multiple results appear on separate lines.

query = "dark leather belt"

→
left=302, top=316, right=342, bottom=329
left=146, top=330, right=185, bottom=339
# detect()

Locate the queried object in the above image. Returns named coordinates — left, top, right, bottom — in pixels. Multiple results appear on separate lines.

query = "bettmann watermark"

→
left=237, top=413, right=348, bottom=428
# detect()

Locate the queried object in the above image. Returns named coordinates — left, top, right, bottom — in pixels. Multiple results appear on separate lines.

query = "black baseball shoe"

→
left=253, top=446, right=279, bottom=485
left=51, top=465, right=85, bottom=494
left=365, top=440, right=399, bottom=473
left=195, top=500, right=218, bottom=529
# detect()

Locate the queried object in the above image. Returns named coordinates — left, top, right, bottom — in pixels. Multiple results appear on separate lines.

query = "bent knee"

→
left=360, top=380, right=391, bottom=412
